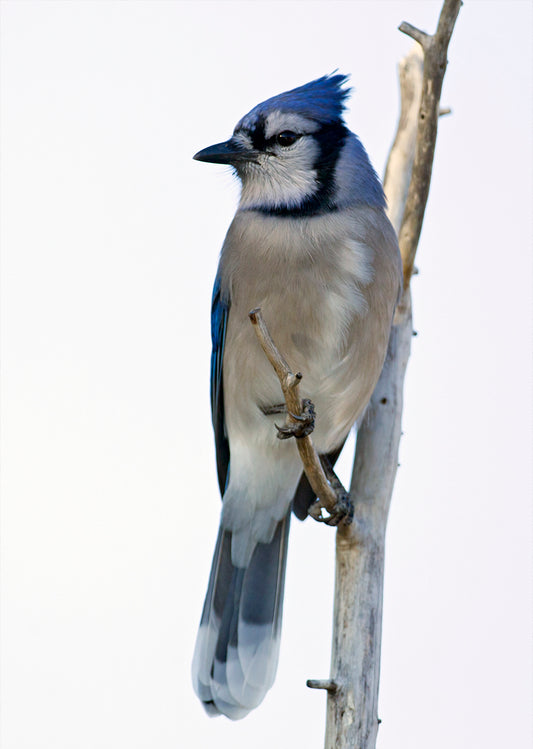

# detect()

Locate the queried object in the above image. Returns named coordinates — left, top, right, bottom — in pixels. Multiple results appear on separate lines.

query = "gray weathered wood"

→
left=383, top=45, right=424, bottom=237
left=322, top=2, right=462, bottom=747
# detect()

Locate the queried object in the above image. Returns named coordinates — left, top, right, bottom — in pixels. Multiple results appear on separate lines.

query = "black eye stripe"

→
left=248, top=121, right=350, bottom=217
left=235, top=116, right=268, bottom=151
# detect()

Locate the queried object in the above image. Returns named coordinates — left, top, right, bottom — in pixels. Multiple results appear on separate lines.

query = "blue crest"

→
left=243, top=73, right=350, bottom=126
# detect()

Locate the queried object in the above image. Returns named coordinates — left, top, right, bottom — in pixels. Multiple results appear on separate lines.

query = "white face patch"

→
left=238, top=137, right=320, bottom=211
left=232, top=130, right=253, bottom=151
left=231, top=110, right=330, bottom=211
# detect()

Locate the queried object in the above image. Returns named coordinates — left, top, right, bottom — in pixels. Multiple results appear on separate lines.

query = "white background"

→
left=1, top=1, right=532, bottom=748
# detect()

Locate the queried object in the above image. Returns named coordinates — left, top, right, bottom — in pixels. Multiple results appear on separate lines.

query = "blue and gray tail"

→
left=192, top=512, right=290, bottom=720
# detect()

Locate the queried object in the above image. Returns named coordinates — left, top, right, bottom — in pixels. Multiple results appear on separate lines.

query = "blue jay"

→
left=191, top=74, right=402, bottom=720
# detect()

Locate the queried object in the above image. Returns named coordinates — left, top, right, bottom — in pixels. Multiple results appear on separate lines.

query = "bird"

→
left=191, top=74, right=402, bottom=720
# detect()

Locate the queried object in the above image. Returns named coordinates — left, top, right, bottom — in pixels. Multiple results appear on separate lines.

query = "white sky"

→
left=1, top=1, right=532, bottom=748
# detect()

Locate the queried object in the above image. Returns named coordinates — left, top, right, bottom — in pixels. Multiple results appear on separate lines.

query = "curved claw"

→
left=308, top=493, right=353, bottom=526
left=275, top=398, right=316, bottom=440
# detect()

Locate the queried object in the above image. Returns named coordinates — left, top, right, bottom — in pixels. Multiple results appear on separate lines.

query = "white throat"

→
left=238, top=149, right=319, bottom=211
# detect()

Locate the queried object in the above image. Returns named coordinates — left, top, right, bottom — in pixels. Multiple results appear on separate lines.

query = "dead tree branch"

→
left=397, top=0, right=463, bottom=309
left=249, top=308, right=349, bottom=523
left=323, top=2, right=462, bottom=748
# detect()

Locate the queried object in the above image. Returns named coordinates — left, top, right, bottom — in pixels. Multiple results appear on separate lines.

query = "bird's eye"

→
left=276, top=131, right=299, bottom=147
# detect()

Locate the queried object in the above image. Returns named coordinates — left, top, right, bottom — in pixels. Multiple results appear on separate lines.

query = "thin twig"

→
left=248, top=308, right=343, bottom=521
left=306, top=679, right=339, bottom=694
left=398, top=21, right=431, bottom=50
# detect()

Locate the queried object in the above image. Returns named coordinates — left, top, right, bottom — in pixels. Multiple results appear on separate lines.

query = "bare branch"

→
left=323, top=2, right=462, bottom=747
left=306, top=679, right=339, bottom=694
left=249, top=308, right=344, bottom=521
left=383, top=44, right=424, bottom=236
left=397, top=0, right=463, bottom=313
left=398, top=21, right=431, bottom=49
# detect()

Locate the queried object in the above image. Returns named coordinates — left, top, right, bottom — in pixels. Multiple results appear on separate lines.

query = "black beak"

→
left=193, top=138, right=248, bottom=165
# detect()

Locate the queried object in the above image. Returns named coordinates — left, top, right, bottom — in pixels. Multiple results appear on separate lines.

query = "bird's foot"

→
left=308, top=491, right=353, bottom=525
left=275, top=398, right=315, bottom=440
left=308, top=461, right=353, bottom=525
left=260, top=403, right=286, bottom=416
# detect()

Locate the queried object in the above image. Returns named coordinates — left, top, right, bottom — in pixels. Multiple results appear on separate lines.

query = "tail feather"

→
left=192, top=513, right=290, bottom=719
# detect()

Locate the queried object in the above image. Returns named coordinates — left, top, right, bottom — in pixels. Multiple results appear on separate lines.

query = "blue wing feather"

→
left=210, top=276, right=230, bottom=496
